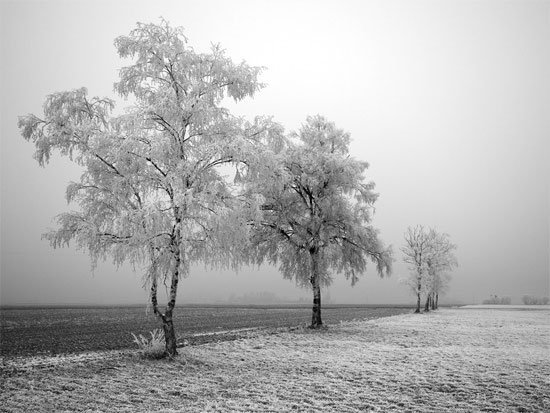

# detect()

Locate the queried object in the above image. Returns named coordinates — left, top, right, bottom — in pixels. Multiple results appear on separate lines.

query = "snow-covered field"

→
left=1, top=306, right=548, bottom=412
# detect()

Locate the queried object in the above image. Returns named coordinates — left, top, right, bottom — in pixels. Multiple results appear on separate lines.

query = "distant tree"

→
left=18, top=20, right=270, bottom=357
left=482, top=295, right=512, bottom=305
left=246, top=116, right=392, bottom=328
left=522, top=295, right=550, bottom=305
left=425, top=232, right=457, bottom=310
left=401, top=226, right=457, bottom=313
left=430, top=272, right=452, bottom=310
left=402, top=225, right=433, bottom=313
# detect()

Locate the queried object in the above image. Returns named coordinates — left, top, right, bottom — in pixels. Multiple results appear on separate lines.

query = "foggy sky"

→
left=1, top=0, right=548, bottom=306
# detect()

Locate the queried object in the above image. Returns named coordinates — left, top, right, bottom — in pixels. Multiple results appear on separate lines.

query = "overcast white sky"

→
left=1, top=0, right=548, bottom=306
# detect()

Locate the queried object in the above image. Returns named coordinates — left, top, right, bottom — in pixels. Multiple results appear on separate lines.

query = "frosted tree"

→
left=401, top=226, right=457, bottom=312
left=425, top=232, right=457, bottom=310
left=401, top=225, right=434, bottom=313
left=18, top=20, right=270, bottom=356
left=247, top=116, right=392, bottom=328
left=429, top=272, right=452, bottom=309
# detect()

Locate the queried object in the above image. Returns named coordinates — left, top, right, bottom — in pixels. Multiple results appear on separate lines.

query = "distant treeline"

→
left=482, top=295, right=512, bottom=305
left=227, top=291, right=334, bottom=305
left=522, top=295, right=549, bottom=305
left=481, top=295, right=549, bottom=305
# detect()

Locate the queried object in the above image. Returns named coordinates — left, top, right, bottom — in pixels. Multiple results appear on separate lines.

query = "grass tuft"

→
left=131, top=329, right=165, bottom=359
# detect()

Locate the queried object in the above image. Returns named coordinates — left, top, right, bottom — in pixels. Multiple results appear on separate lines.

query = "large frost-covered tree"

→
left=18, top=20, right=271, bottom=356
left=247, top=116, right=392, bottom=328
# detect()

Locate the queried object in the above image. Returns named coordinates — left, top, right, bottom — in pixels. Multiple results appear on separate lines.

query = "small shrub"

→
left=131, top=329, right=165, bottom=359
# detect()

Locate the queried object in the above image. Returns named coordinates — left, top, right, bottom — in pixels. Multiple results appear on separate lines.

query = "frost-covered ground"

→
left=1, top=306, right=548, bottom=412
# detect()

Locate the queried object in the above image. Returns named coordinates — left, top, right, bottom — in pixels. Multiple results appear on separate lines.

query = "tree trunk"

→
left=310, top=248, right=322, bottom=328
left=151, top=275, right=179, bottom=357
left=311, top=278, right=322, bottom=328
left=149, top=240, right=181, bottom=357
left=431, top=292, right=436, bottom=310
left=415, top=278, right=421, bottom=313
left=163, top=249, right=181, bottom=357
left=424, top=294, right=430, bottom=312
left=162, top=312, right=177, bottom=356
left=435, top=293, right=439, bottom=310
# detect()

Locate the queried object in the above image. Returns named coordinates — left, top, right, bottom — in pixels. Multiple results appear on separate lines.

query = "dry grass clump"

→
left=131, top=329, right=165, bottom=359
left=1, top=307, right=549, bottom=412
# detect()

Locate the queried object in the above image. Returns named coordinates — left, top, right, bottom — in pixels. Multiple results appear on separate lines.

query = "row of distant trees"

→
left=522, top=295, right=549, bottom=305
left=482, top=295, right=549, bottom=305
left=20, top=21, right=392, bottom=357
left=482, top=295, right=512, bottom=305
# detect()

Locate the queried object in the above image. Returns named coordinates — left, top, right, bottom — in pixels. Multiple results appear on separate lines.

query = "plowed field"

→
left=0, top=305, right=410, bottom=357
